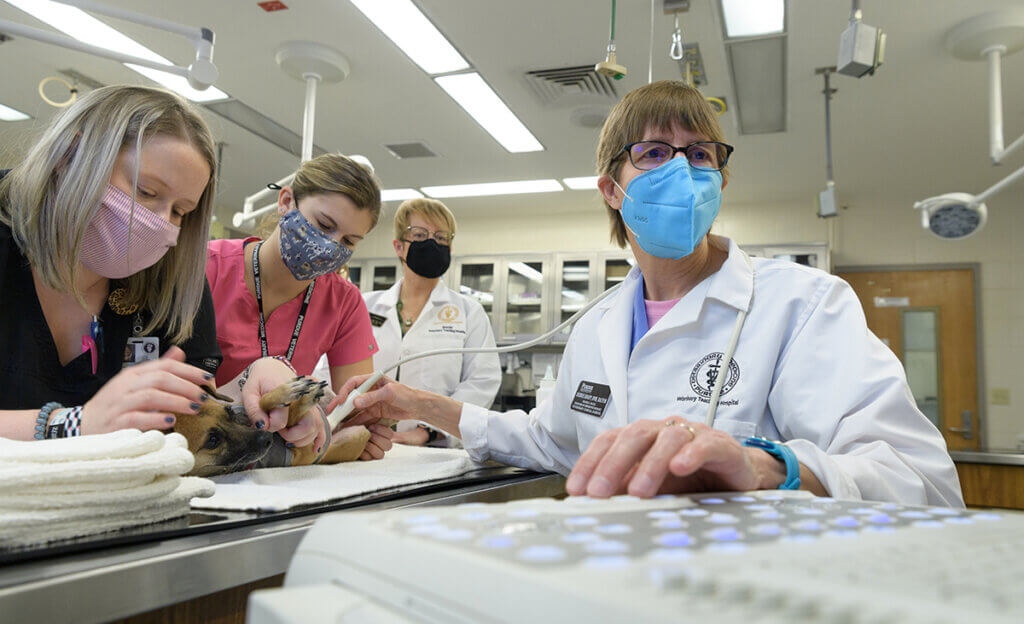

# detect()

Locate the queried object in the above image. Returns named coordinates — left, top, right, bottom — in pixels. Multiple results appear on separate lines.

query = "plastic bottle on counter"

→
left=535, top=365, right=556, bottom=407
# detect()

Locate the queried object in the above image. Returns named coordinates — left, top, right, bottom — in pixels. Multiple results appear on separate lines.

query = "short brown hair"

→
left=597, top=80, right=729, bottom=248
left=393, top=197, right=456, bottom=241
left=259, top=153, right=382, bottom=237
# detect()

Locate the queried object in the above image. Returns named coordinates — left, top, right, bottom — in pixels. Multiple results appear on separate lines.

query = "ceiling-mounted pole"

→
left=818, top=67, right=837, bottom=184
left=302, top=74, right=320, bottom=163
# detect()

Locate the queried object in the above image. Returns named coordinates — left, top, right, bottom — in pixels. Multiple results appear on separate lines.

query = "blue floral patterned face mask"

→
left=278, top=206, right=353, bottom=280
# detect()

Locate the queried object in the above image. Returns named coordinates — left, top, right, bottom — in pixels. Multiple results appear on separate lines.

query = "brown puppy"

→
left=174, top=377, right=371, bottom=477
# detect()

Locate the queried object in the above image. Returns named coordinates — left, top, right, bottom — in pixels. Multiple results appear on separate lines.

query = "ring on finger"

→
left=665, top=420, right=698, bottom=439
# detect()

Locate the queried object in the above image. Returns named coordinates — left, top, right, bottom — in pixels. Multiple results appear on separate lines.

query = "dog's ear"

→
left=203, top=384, right=235, bottom=403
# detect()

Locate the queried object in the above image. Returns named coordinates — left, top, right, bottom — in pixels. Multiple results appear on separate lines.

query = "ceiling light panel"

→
left=422, top=179, right=562, bottom=198
left=349, top=0, right=469, bottom=75
left=0, top=102, right=31, bottom=121
left=381, top=188, right=425, bottom=202
left=4, top=0, right=228, bottom=102
left=721, top=0, right=785, bottom=38
left=435, top=72, right=543, bottom=153
left=563, top=176, right=599, bottom=190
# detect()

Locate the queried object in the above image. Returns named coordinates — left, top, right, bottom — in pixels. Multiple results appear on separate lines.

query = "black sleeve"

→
left=177, top=278, right=222, bottom=375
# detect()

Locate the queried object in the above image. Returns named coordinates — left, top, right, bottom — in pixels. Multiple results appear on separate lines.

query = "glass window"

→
left=372, top=265, right=397, bottom=291
left=506, top=261, right=544, bottom=336
left=459, top=263, right=495, bottom=314
left=560, top=260, right=592, bottom=324
left=347, top=266, right=362, bottom=290
left=902, top=309, right=941, bottom=427
left=605, top=258, right=633, bottom=290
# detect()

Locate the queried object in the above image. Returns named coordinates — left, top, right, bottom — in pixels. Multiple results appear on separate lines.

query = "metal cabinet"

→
left=742, top=242, right=830, bottom=272
left=452, top=257, right=499, bottom=323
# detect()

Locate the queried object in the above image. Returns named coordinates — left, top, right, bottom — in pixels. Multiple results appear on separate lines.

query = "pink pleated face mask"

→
left=79, top=184, right=180, bottom=279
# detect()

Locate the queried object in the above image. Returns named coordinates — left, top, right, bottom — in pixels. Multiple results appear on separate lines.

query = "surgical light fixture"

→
left=0, top=102, right=31, bottom=121
left=563, top=176, right=600, bottom=190
left=434, top=73, right=543, bottom=153
left=422, top=179, right=563, bottom=199
left=720, top=0, right=784, bottom=38
left=348, top=0, right=468, bottom=75
left=1, top=0, right=226, bottom=102
left=914, top=9, right=1024, bottom=240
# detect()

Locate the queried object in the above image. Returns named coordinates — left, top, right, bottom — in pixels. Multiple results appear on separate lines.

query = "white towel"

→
left=0, top=477, right=214, bottom=546
left=0, top=429, right=165, bottom=463
left=0, top=433, right=193, bottom=491
left=0, top=474, right=181, bottom=509
left=193, top=444, right=479, bottom=512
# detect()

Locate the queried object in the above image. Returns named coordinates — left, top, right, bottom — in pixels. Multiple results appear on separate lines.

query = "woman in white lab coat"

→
left=333, top=81, right=963, bottom=507
left=362, top=198, right=500, bottom=447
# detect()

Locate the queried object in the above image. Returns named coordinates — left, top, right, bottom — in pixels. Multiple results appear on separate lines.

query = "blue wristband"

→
left=743, top=437, right=801, bottom=490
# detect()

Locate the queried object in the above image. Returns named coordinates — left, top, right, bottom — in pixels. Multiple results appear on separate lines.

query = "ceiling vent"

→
left=524, top=65, right=619, bottom=107
left=383, top=141, right=438, bottom=159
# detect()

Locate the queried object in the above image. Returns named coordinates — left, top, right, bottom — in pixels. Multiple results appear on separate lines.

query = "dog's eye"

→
left=203, top=431, right=222, bottom=450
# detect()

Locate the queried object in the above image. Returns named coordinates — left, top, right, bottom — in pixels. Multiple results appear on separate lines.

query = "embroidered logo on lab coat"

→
left=687, top=352, right=741, bottom=400
left=437, top=305, right=460, bottom=323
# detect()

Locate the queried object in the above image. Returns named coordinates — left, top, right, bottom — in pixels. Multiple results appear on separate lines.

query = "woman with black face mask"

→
left=362, top=199, right=501, bottom=447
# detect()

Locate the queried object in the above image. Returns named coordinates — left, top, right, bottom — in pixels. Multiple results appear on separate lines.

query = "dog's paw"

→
left=260, top=377, right=328, bottom=411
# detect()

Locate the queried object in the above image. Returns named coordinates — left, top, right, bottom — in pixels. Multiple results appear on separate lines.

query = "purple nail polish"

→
left=255, top=421, right=265, bottom=430
left=165, top=416, right=175, bottom=424
left=203, top=373, right=214, bottom=380
left=190, top=402, right=201, bottom=411
left=286, top=442, right=295, bottom=448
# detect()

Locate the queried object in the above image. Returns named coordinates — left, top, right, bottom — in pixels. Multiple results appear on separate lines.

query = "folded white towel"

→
left=0, top=477, right=214, bottom=546
left=0, top=429, right=165, bottom=463
left=0, top=475, right=181, bottom=509
left=192, top=444, right=479, bottom=512
left=0, top=433, right=193, bottom=491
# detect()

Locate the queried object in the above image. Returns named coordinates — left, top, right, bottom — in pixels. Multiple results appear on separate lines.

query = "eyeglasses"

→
left=403, top=225, right=453, bottom=246
left=618, top=140, right=734, bottom=172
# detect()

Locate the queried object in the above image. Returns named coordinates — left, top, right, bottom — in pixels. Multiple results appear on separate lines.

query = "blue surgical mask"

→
left=278, top=207, right=353, bottom=280
left=614, top=157, right=722, bottom=259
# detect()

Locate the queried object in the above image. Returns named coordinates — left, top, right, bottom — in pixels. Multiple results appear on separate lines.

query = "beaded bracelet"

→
left=238, top=355, right=298, bottom=391
left=34, top=402, right=63, bottom=440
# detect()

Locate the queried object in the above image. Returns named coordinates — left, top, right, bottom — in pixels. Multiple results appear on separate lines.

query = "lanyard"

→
left=252, top=240, right=314, bottom=361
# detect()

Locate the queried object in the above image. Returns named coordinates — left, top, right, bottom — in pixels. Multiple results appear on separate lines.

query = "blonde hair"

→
left=0, top=85, right=216, bottom=343
left=597, top=80, right=730, bottom=248
left=257, top=153, right=382, bottom=238
left=393, top=198, right=456, bottom=240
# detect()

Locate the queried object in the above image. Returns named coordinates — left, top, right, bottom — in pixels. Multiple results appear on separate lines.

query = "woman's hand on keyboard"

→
left=566, top=417, right=764, bottom=499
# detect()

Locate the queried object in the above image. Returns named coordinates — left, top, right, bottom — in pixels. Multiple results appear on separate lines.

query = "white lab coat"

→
left=459, top=236, right=964, bottom=507
left=365, top=279, right=501, bottom=446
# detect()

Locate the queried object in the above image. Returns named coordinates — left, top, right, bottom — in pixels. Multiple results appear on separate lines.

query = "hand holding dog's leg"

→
left=359, top=423, right=394, bottom=460
left=240, top=357, right=299, bottom=431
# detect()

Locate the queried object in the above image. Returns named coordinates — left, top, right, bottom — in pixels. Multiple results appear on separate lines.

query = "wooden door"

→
left=838, top=268, right=979, bottom=451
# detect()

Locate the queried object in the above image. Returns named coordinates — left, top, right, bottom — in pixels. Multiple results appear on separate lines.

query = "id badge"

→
left=124, top=337, right=160, bottom=367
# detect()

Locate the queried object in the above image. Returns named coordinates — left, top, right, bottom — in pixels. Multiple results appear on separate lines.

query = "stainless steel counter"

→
left=0, top=470, right=566, bottom=624
left=951, top=450, right=1024, bottom=466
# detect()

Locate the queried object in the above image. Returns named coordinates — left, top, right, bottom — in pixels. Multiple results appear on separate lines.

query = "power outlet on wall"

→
left=990, top=388, right=1011, bottom=406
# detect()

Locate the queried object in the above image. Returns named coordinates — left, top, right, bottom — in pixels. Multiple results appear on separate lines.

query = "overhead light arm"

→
left=984, top=46, right=1024, bottom=164
left=0, top=0, right=218, bottom=90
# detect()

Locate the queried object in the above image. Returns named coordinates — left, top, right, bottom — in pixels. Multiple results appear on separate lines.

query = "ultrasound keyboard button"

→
left=459, top=511, right=493, bottom=522
left=707, top=513, right=739, bottom=524
left=793, top=520, right=824, bottom=532
left=751, top=523, right=784, bottom=536
left=699, top=497, right=726, bottom=505
left=647, top=548, right=693, bottom=562
left=585, top=540, right=630, bottom=554
left=707, top=527, right=741, bottom=541
left=479, top=535, right=516, bottom=549
left=833, top=516, right=860, bottom=528
left=596, top=524, right=633, bottom=535
left=508, top=508, right=540, bottom=518
left=565, top=516, right=599, bottom=527
left=653, top=518, right=686, bottom=530
left=867, top=513, right=893, bottom=524
left=654, top=531, right=693, bottom=547
left=679, top=508, right=709, bottom=517
left=647, top=510, right=678, bottom=519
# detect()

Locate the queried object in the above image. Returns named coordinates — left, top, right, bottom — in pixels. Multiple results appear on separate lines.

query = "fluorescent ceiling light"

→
left=422, top=179, right=562, bottom=198
left=721, top=0, right=785, bottom=38
left=5, top=0, right=228, bottom=102
left=435, top=73, right=543, bottom=153
left=350, top=0, right=469, bottom=75
left=0, top=103, right=31, bottom=121
left=381, top=188, right=424, bottom=202
left=509, top=262, right=543, bottom=283
left=563, top=176, right=599, bottom=190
